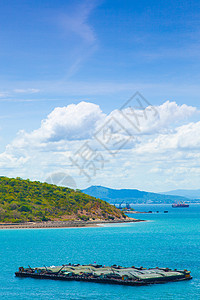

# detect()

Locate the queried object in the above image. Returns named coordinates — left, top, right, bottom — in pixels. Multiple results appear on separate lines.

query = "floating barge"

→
left=15, top=264, right=192, bottom=286
left=172, top=202, right=189, bottom=208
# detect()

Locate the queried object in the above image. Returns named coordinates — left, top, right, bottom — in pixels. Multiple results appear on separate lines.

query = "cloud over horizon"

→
left=0, top=100, right=199, bottom=191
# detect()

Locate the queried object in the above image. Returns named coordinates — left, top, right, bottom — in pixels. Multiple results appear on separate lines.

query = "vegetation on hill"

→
left=0, top=177, right=127, bottom=223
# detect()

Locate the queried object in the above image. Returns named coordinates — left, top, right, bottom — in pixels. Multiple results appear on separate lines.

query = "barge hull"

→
left=15, top=271, right=192, bottom=286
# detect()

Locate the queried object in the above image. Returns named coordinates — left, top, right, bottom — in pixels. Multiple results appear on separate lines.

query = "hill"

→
left=0, top=177, right=128, bottom=223
left=161, top=189, right=200, bottom=199
left=82, top=186, right=197, bottom=204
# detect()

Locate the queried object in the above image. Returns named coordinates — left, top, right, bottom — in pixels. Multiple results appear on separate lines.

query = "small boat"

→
left=172, top=202, right=189, bottom=208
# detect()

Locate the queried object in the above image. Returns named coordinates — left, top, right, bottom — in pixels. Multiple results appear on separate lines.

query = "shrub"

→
left=10, top=203, right=18, bottom=210
left=78, top=215, right=89, bottom=221
left=19, top=205, right=32, bottom=212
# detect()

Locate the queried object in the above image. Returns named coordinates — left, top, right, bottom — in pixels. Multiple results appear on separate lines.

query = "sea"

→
left=0, top=204, right=199, bottom=300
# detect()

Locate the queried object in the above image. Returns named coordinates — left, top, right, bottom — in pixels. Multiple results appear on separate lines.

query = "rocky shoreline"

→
left=0, top=218, right=144, bottom=229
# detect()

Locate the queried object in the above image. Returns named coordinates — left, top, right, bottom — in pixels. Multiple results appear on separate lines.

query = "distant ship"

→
left=172, top=202, right=189, bottom=208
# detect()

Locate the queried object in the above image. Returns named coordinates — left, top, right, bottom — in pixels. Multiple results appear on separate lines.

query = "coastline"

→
left=0, top=218, right=144, bottom=229
left=123, top=210, right=149, bottom=214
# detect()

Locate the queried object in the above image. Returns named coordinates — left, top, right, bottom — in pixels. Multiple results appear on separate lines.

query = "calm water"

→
left=0, top=204, right=199, bottom=300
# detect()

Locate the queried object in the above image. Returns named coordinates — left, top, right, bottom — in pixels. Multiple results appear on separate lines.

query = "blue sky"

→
left=0, top=0, right=200, bottom=191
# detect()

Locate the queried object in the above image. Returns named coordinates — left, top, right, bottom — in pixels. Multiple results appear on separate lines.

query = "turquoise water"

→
left=0, top=204, right=200, bottom=299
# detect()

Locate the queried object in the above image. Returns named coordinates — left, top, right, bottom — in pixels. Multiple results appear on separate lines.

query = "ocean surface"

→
left=0, top=204, right=200, bottom=300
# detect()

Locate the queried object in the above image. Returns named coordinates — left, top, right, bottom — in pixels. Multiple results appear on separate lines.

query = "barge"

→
left=172, top=202, right=189, bottom=208
left=15, top=264, right=192, bottom=286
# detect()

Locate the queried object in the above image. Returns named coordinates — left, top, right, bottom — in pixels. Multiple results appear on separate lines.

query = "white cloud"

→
left=154, top=101, right=197, bottom=125
left=106, top=100, right=197, bottom=138
left=9, top=100, right=195, bottom=151
left=135, top=121, right=200, bottom=154
left=57, top=1, right=98, bottom=78
left=60, top=1, right=97, bottom=45
left=13, top=88, right=40, bottom=94
left=0, top=100, right=198, bottom=154
left=0, top=100, right=199, bottom=191
left=30, top=101, right=105, bottom=142
left=0, top=101, right=105, bottom=164
left=2, top=80, right=200, bottom=101
left=0, top=92, right=9, bottom=98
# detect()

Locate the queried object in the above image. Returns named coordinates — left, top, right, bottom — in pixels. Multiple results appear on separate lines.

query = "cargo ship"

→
left=15, top=264, right=192, bottom=286
left=172, top=202, right=189, bottom=208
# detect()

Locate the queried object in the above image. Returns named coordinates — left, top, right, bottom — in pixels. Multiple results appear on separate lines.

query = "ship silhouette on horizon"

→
left=172, top=202, right=189, bottom=208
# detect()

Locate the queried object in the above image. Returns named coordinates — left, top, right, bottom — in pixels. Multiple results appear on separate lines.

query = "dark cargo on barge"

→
left=15, top=264, right=192, bottom=286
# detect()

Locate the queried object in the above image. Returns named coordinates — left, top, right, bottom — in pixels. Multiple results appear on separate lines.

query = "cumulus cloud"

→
left=12, top=100, right=195, bottom=152
left=0, top=100, right=198, bottom=154
left=100, top=100, right=197, bottom=142
left=0, top=101, right=105, bottom=166
left=135, top=121, right=200, bottom=154
left=31, top=101, right=105, bottom=142
left=156, top=101, right=197, bottom=123
left=0, top=100, right=199, bottom=190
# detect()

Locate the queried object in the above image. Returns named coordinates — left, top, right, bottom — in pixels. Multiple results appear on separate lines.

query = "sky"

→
left=0, top=0, right=200, bottom=192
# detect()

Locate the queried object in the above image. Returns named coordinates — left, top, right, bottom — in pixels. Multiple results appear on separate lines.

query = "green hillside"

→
left=0, top=177, right=126, bottom=223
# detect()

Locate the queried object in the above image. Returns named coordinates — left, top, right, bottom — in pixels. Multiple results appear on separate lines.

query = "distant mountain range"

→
left=82, top=186, right=200, bottom=205
left=161, top=189, right=200, bottom=199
